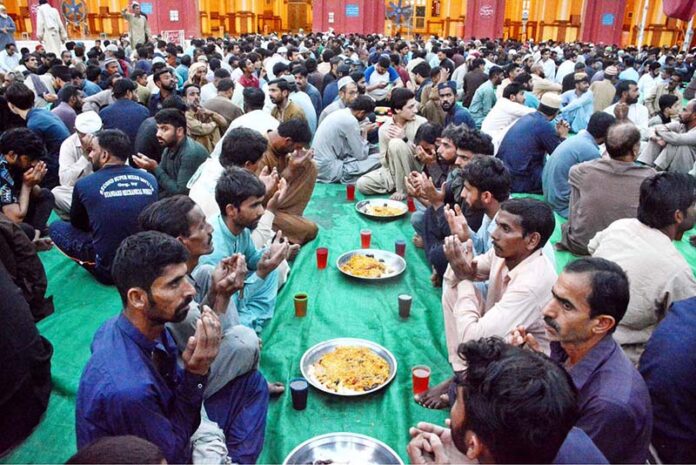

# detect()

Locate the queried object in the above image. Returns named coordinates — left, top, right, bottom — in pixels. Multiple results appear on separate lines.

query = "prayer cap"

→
left=106, top=44, right=119, bottom=52
left=337, top=76, right=354, bottom=90
left=437, top=80, right=457, bottom=93
left=574, top=72, right=589, bottom=82
left=75, top=111, right=103, bottom=134
left=540, top=93, right=561, bottom=109
left=103, top=57, right=118, bottom=66
left=604, top=65, right=618, bottom=76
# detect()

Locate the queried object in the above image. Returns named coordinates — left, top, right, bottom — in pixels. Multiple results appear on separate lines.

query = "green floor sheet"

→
left=4, top=183, right=696, bottom=464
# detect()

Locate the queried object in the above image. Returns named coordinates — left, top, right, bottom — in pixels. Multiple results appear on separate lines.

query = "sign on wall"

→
left=162, top=29, right=185, bottom=44
left=346, top=4, right=359, bottom=16
left=140, top=2, right=153, bottom=14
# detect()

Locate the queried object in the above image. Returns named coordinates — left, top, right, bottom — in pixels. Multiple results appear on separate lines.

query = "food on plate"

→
left=366, top=204, right=405, bottom=217
left=309, top=346, right=390, bottom=394
left=339, top=254, right=388, bottom=278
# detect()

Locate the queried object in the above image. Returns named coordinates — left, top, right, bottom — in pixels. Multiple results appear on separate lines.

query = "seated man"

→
left=138, top=196, right=284, bottom=398
left=438, top=80, right=475, bottom=128
left=416, top=198, right=556, bottom=409
left=76, top=232, right=269, bottom=464
left=497, top=93, right=569, bottom=193
left=318, top=76, right=358, bottom=125
left=260, top=119, right=318, bottom=244
left=542, top=111, right=615, bottom=217
left=514, top=257, right=652, bottom=463
left=0, top=128, right=54, bottom=244
left=604, top=80, right=649, bottom=140
left=480, top=82, right=535, bottom=153
left=0, top=261, right=53, bottom=455
left=133, top=108, right=209, bottom=198
left=407, top=337, right=607, bottom=465
left=640, top=297, right=696, bottom=464
left=558, top=122, right=655, bottom=255
left=199, top=168, right=289, bottom=333
left=356, top=88, right=426, bottom=199
left=638, top=99, right=696, bottom=173
left=49, top=129, right=157, bottom=284
left=589, top=173, right=696, bottom=364
left=559, top=73, right=594, bottom=133
left=313, top=95, right=381, bottom=184
left=469, top=66, right=503, bottom=128
left=52, top=111, right=102, bottom=218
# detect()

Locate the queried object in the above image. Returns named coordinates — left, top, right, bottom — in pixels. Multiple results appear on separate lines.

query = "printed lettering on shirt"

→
left=99, top=174, right=156, bottom=197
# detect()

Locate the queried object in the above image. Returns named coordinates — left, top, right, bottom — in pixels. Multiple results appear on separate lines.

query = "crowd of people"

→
left=1, top=2, right=696, bottom=462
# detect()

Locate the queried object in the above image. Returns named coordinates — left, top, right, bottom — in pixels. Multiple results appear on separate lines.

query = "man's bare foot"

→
left=390, top=191, right=407, bottom=201
left=414, top=379, right=451, bottom=409
left=34, top=237, right=53, bottom=252
left=413, top=234, right=424, bottom=249
left=430, top=270, right=442, bottom=288
left=268, top=382, right=285, bottom=397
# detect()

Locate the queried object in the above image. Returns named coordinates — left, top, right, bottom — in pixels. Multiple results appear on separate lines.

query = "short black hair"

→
left=94, top=129, right=131, bottom=161
left=243, top=86, right=266, bottom=110
left=278, top=118, right=312, bottom=145
left=5, top=82, right=35, bottom=110
left=461, top=156, right=510, bottom=202
left=377, top=55, right=390, bottom=68
left=111, top=231, right=189, bottom=306
left=412, top=62, right=431, bottom=78
left=513, top=72, right=533, bottom=86
left=268, top=78, right=289, bottom=92
left=564, top=257, right=629, bottom=326
left=638, top=172, right=696, bottom=230
left=162, top=95, right=188, bottom=112
left=216, top=167, right=266, bottom=215
left=414, top=122, right=443, bottom=145
left=488, top=66, right=504, bottom=79
left=349, top=95, right=376, bottom=113
left=502, top=82, right=523, bottom=99
left=605, top=122, right=640, bottom=159
left=153, top=68, right=173, bottom=84
left=216, top=78, right=235, bottom=92
left=130, top=69, right=147, bottom=81
left=155, top=108, right=187, bottom=130
left=455, top=337, right=578, bottom=464
left=58, top=84, right=81, bottom=103
left=220, top=127, right=268, bottom=168
left=586, top=111, right=616, bottom=140
left=138, top=195, right=197, bottom=238
left=112, top=78, right=137, bottom=99
left=499, top=198, right=555, bottom=251
left=658, top=94, right=679, bottom=112
left=390, top=87, right=415, bottom=111
left=0, top=127, right=45, bottom=161
left=213, top=68, right=230, bottom=79
left=615, top=79, right=637, bottom=99
left=272, top=61, right=289, bottom=76
left=457, top=126, right=494, bottom=155
left=292, top=65, right=308, bottom=77
left=50, top=64, right=72, bottom=82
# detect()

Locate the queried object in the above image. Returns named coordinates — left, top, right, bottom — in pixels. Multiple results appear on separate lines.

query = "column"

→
left=580, top=0, right=627, bottom=44
left=464, top=0, right=505, bottom=39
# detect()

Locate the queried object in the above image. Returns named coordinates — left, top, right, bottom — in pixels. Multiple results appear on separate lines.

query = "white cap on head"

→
left=106, top=44, right=119, bottom=52
left=540, top=92, right=561, bottom=110
left=337, top=76, right=354, bottom=90
left=278, top=46, right=288, bottom=54
left=75, top=111, right=103, bottom=134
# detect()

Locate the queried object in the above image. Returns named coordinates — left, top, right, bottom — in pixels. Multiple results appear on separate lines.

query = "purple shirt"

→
left=551, top=336, right=652, bottom=464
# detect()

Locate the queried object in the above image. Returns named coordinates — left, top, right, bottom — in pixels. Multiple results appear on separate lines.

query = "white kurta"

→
left=36, top=4, right=67, bottom=56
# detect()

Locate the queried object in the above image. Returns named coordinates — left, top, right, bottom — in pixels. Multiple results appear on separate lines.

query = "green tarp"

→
left=3, top=183, right=696, bottom=464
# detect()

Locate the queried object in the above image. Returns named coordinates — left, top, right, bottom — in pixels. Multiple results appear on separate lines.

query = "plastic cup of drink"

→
left=398, top=294, right=412, bottom=318
left=316, top=247, right=328, bottom=269
left=412, top=365, right=431, bottom=395
left=346, top=184, right=356, bottom=201
left=294, top=292, right=308, bottom=317
left=407, top=197, right=417, bottom=212
left=360, top=229, right=372, bottom=248
left=289, top=377, right=309, bottom=410
left=395, top=239, right=406, bottom=257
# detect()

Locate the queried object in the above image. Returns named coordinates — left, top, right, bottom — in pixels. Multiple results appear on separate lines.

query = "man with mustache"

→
left=415, top=198, right=556, bottom=409
left=76, top=231, right=270, bottom=464
left=510, top=257, right=652, bottom=464
left=49, top=129, right=157, bottom=284
left=638, top=99, right=696, bottom=173
left=603, top=80, right=650, bottom=139
left=133, top=108, right=208, bottom=198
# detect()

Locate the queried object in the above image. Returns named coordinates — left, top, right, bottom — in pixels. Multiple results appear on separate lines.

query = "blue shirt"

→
left=322, top=80, right=339, bottom=110
left=99, top=99, right=151, bottom=154
left=639, top=297, right=696, bottom=464
left=26, top=107, right=70, bottom=185
left=76, top=314, right=207, bottom=464
left=542, top=130, right=600, bottom=217
left=469, top=80, right=496, bottom=128
left=81, top=80, right=102, bottom=97
left=445, top=104, right=476, bottom=129
left=554, top=427, right=608, bottom=464
left=70, top=164, right=157, bottom=275
left=305, top=83, right=323, bottom=118
left=560, top=89, right=594, bottom=133
left=497, top=112, right=563, bottom=194
left=552, top=336, right=652, bottom=464
left=524, top=91, right=539, bottom=109
left=618, top=67, right=639, bottom=82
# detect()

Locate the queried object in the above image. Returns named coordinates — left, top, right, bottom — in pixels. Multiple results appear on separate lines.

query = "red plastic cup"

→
left=316, top=247, right=328, bottom=269
left=412, top=365, right=431, bottom=395
left=346, top=183, right=356, bottom=201
left=407, top=197, right=416, bottom=212
left=360, top=229, right=372, bottom=248
left=395, top=239, right=406, bottom=257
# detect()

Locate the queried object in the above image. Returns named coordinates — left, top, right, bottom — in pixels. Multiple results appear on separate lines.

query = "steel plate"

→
left=300, top=338, right=398, bottom=397
left=336, top=249, right=406, bottom=281
left=283, top=432, right=404, bottom=465
left=355, top=199, right=408, bottom=219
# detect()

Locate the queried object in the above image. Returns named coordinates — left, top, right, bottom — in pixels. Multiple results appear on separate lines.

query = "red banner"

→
left=662, top=0, right=696, bottom=20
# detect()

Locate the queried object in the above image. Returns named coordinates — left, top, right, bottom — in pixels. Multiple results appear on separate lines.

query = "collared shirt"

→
left=0, top=49, right=19, bottom=73
left=76, top=314, right=207, bottom=464
left=481, top=98, right=535, bottom=151
left=313, top=108, right=369, bottom=183
left=639, top=297, right=696, bottom=464
left=560, top=89, right=594, bottom=133
left=81, top=79, right=102, bottom=97
left=589, top=218, right=696, bottom=361
left=497, top=111, right=562, bottom=193
left=99, top=98, right=150, bottom=154
left=469, top=80, right=497, bottom=127
left=542, top=130, right=600, bottom=217
left=443, top=249, right=555, bottom=353
left=604, top=102, right=650, bottom=138
left=554, top=427, right=608, bottom=464
left=58, top=132, right=93, bottom=187
left=155, top=136, right=209, bottom=198
left=551, top=336, right=652, bottom=464
left=444, top=104, right=476, bottom=129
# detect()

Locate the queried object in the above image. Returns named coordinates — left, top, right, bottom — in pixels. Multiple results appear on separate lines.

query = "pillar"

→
left=464, top=0, right=505, bottom=39
left=580, top=0, right=627, bottom=44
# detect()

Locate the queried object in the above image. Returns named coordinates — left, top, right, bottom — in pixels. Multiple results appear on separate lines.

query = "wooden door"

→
left=287, top=0, right=307, bottom=32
